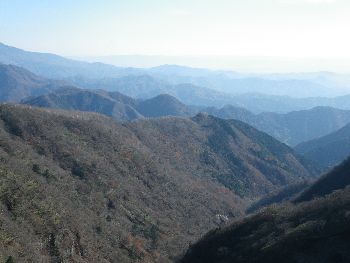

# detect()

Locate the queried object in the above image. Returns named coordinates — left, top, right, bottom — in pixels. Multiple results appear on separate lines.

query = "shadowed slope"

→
left=295, top=123, right=350, bottom=168
left=180, top=156, right=350, bottom=263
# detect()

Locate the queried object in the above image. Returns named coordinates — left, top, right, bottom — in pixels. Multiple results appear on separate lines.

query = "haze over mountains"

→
left=70, top=74, right=350, bottom=113
left=0, top=55, right=350, bottom=146
left=0, top=43, right=138, bottom=79
left=147, top=65, right=340, bottom=97
left=0, top=63, right=66, bottom=102
left=2, top=42, right=350, bottom=104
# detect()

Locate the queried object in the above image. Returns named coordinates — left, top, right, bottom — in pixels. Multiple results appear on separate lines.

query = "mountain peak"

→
left=193, top=112, right=210, bottom=119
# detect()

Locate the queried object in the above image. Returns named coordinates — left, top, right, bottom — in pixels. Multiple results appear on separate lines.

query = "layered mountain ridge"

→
left=22, top=86, right=194, bottom=121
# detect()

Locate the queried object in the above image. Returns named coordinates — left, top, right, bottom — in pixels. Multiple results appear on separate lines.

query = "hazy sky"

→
left=1, top=0, right=350, bottom=59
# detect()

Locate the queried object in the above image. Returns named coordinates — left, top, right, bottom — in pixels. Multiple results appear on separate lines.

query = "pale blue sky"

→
left=1, top=0, right=350, bottom=59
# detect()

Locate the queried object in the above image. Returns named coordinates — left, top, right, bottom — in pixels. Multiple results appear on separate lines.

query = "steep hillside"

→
left=295, top=157, right=350, bottom=203
left=248, top=156, right=350, bottom=212
left=127, top=113, right=318, bottom=198
left=257, top=106, right=350, bottom=146
left=180, top=157, right=350, bottom=263
left=295, top=123, right=350, bottom=168
left=0, top=64, right=66, bottom=102
left=180, top=188, right=350, bottom=263
left=0, top=104, right=243, bottom=263
left=205, top=106, right=350, bottom=146
left=22, top=87, right=194, bottom=120
left=246, top=180, right=312, bottom=213
left=0, top=105, right=316, bottom=262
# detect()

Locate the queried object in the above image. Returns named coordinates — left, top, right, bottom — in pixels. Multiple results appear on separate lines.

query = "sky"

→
left=1, top=0, right=350, bottom=71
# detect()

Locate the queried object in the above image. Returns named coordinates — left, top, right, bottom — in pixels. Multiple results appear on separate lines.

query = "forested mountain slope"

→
left=0, top=105, right=316, bottom=262
left=127, top=113, right=318, bottom=197
left=295, top=123, right=350, bottom=168
left=180, top=156, right=350, bottom=263
left=295, top=157, right=350, bottom=202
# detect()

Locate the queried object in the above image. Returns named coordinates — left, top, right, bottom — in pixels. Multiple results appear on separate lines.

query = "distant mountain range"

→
left=148, top=65, right=340, bottom=98
left=295, top=122, right=350, bottom=168
left=1, top=42, right=350, bottom=101
left=205, top=105, right=350, bottom=146
left=71, top=74, right=350, bottom=113
left=0, top=104, right=316, bottom=262
left=180, top=156, right=350, bottom=263
left=3, top=43, right=350, bottom=162
left=22, top=84, right=350, bottom=146
left=22, top=86, right=194, bottom=121
left=69, top=74, right=234, bottom=108
left=0, top=42, right=141, bottom=79
left=0, top=63, right=66, bottom=102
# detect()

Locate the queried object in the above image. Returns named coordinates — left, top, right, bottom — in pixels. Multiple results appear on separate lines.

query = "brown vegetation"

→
left=0, top=104, right=316, bottom=262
